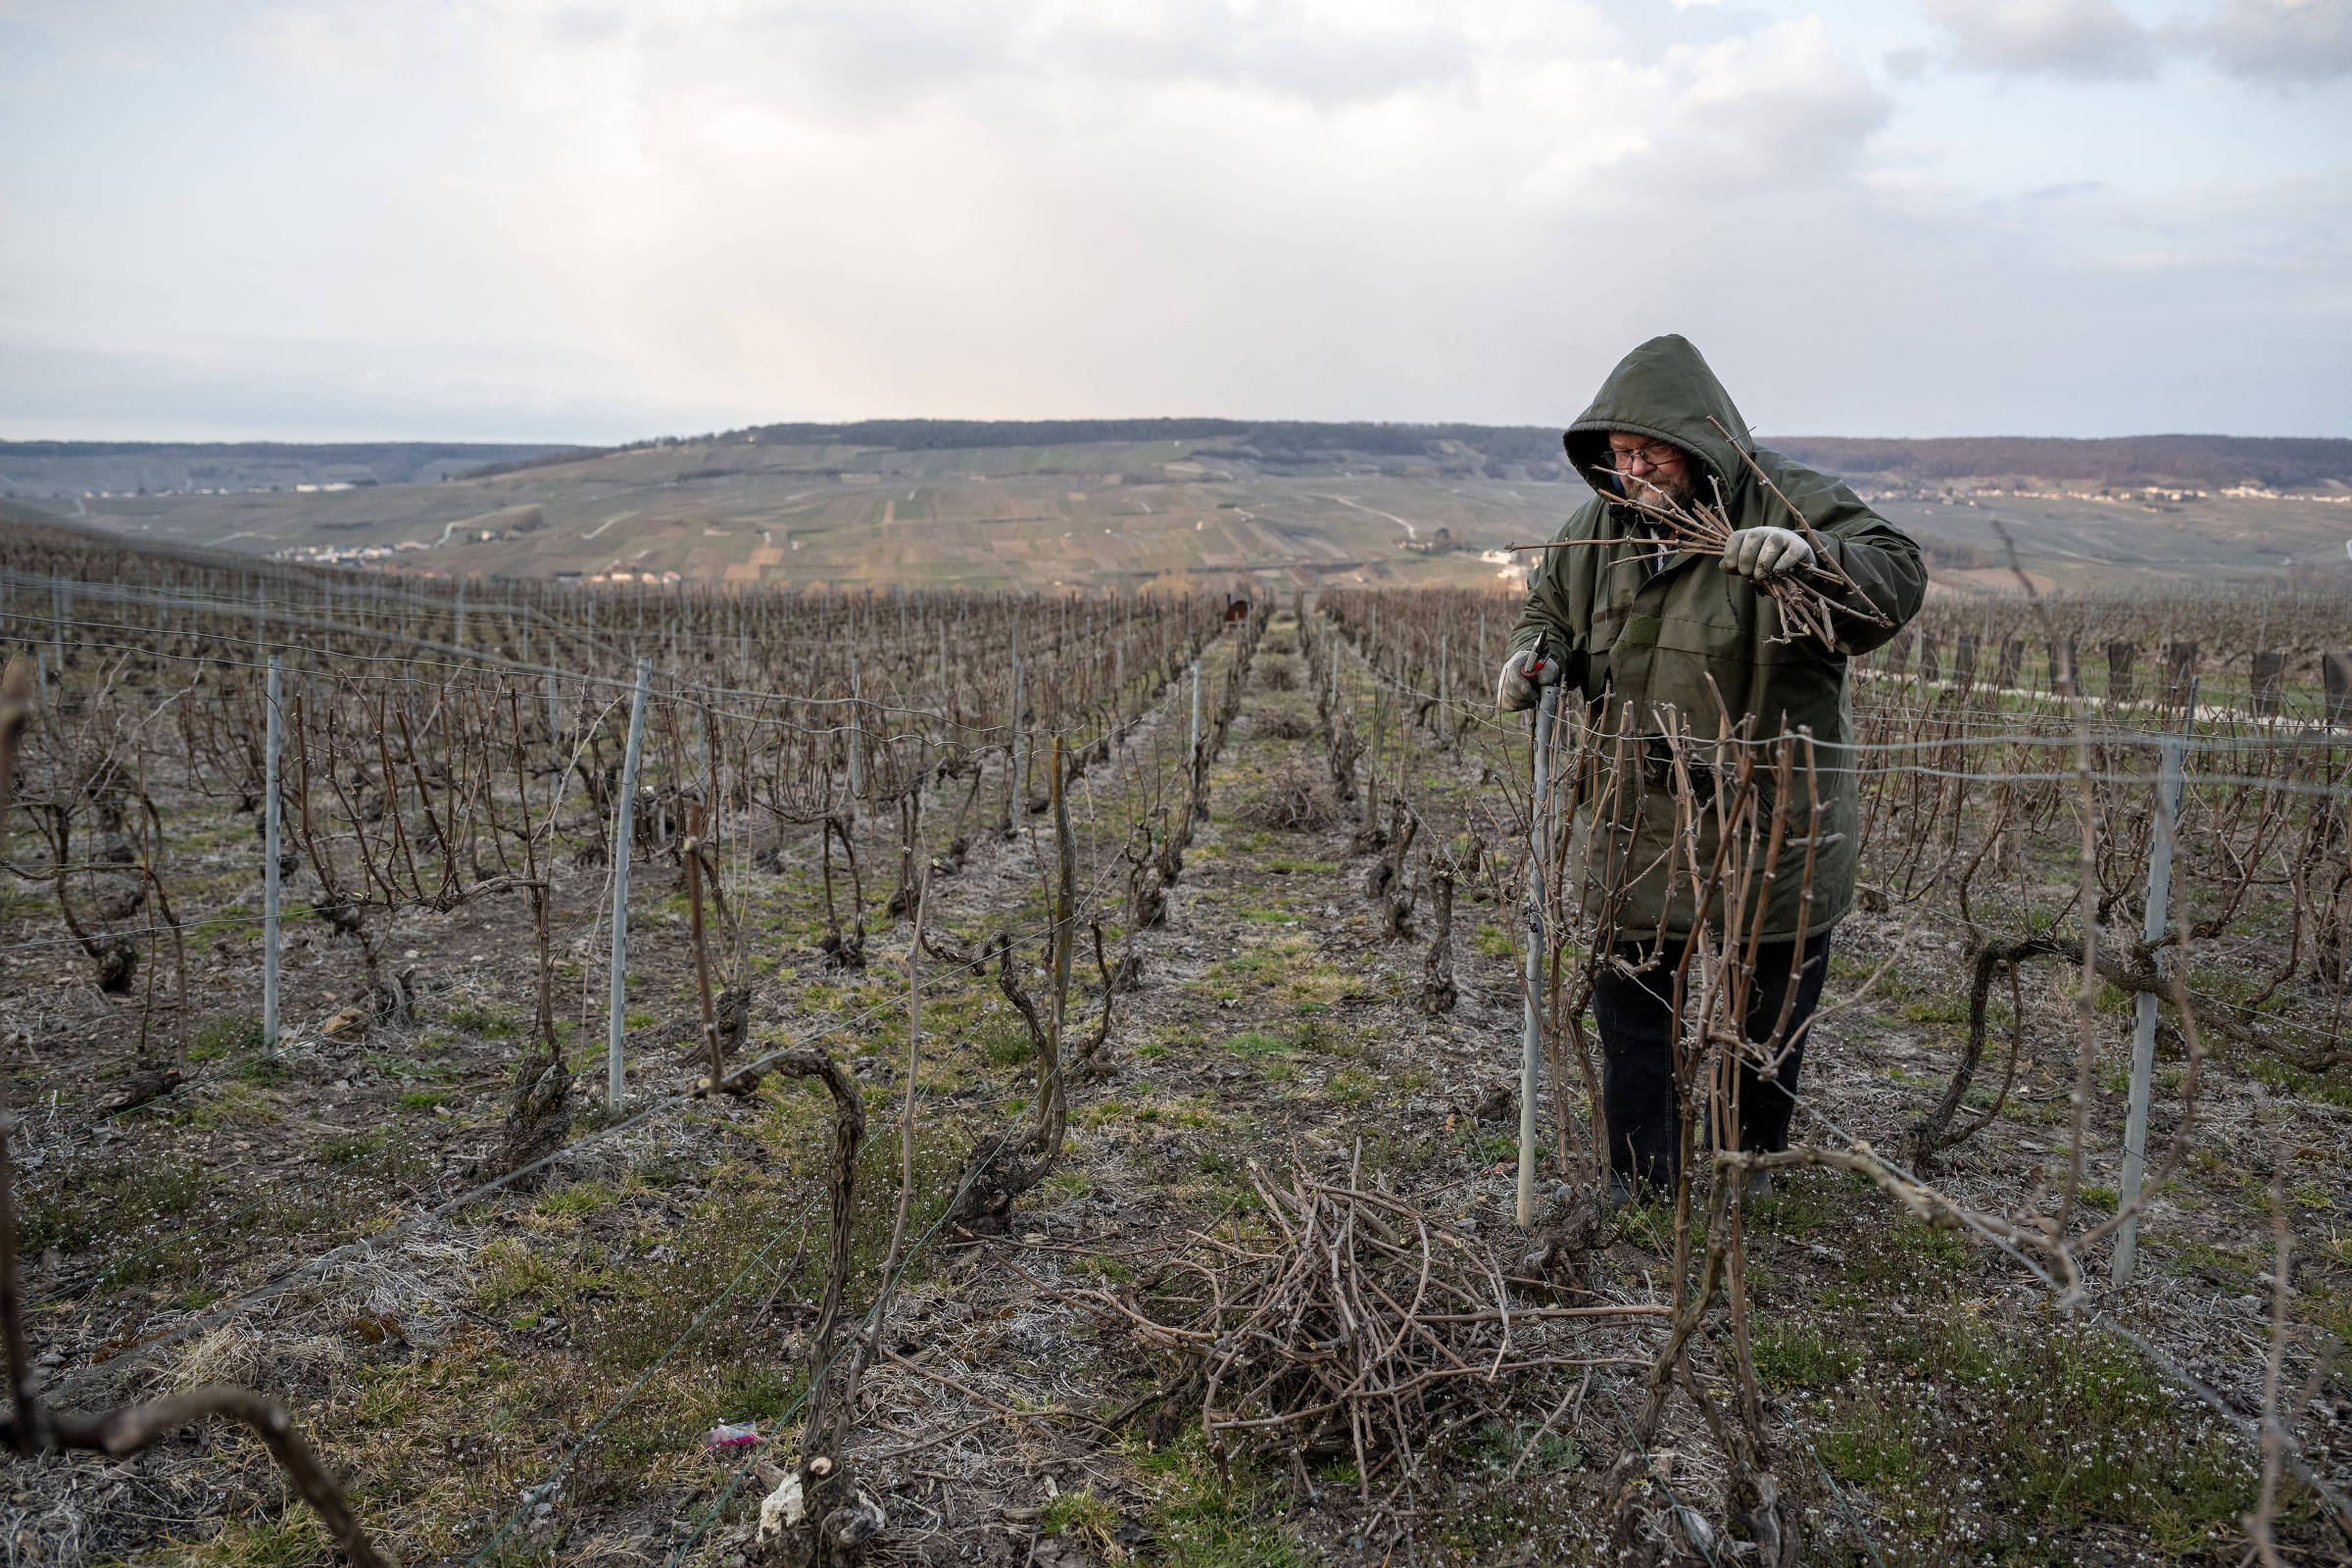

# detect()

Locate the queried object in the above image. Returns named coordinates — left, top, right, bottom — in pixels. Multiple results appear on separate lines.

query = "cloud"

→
left=1921, top=0, right=2352, bottom=85
left=0, top=331, right=682, bottom=443
left=1053, top=4, right=1485, bottom=107
left=0, top=0, right=2344, bottom=441
left=1651, top=17, right=1890, bottom=187
left=1884, top=43, right=1935, bottom=79
left=485, top=0, right=1500, bottom=122
left=2021, top=178, right=2102, bottom=199
left=1510, top=16, right=1889, bottom=210
left=2182, top=0, right=2352, bottom=85
left=1920, top=0, right=2158, bottom=78
left=241, top=5, right=416, bottom=80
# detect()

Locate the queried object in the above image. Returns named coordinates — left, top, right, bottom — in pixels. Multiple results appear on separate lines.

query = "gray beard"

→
left=1616, top=470, right=1698, bottom=515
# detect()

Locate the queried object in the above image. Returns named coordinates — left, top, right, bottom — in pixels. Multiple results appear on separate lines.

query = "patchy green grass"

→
left=973, top=1007, right=1036, bottom=1068
left=472, top=1235, right=565, bottom=1314
left=1801, top=1315, right=2257, bottom=1558
left=1225, top=1029, right=1296, bottom=1058
left=319, top=1129, right=387, bottom=1167
left=1751, top=1178, right=1841, bottom=1237
left=178, top=1508, right=331, bottom=1567
left=1042, top=1487, right=1124, bottom=1557
left=1900, top=995, right=1971, bottom=1026
left=190, top=1012, right=265, bottom=1062
left=444, top=1001, right=524, bottom=1039
left=1359, top=1122, right=1439, bottom=1176
left=1078, top=1250, right=1137, bottom=1285
left=1842, top=1214, right=1973, bottom=1291
left=19, top=1155, right=207, bottom=1256
left=537, top=1179, right=619, bottom=1218
left=1133, top=1430, right=1314, bottom=1568
left=1751, top=1321, right=1854, bottom=1393
left=190, top=1081, right=279, bottom=1130
left=1041, top=1168, right=1091, bottom=1205
left=440, top=1108, right=971, bottom=1535
left=1471, top=1415, right=1580, bottom=1478
left=2160, top=1237, right=2256, bottom=1287
left=2244, top=1051, right=2352, bottom=1108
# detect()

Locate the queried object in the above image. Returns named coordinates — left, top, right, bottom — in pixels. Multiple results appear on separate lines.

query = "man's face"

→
left=1606, top=432, right=1696, bottom=509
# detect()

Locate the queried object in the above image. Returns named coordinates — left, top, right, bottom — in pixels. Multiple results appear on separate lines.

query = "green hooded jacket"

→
left=1509, top=335, right=1925, bottom=943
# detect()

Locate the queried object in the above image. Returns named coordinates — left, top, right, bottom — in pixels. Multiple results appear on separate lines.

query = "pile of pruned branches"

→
left=1068, top=1157, right=1664, bottom=1499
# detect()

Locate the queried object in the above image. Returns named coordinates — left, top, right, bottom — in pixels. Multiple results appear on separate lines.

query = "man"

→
left=1496, top=334, right=1923, bottom=1198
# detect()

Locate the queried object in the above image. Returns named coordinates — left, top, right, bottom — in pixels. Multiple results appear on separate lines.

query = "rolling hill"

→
left=10, top=423, right=2348, bottom=596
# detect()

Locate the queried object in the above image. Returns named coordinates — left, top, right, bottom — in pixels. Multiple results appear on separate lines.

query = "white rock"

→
left=757, top=1472, right=806, bottom=1547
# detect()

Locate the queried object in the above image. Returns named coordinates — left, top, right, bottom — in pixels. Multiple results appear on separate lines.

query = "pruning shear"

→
left=1522, top=632, right=1590, bottom=701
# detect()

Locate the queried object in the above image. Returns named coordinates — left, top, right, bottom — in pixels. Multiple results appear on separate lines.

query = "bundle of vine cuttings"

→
left=1066, top=1158, right=1665, bottom=1493
left=1509, top=419, right=1893, bottom=650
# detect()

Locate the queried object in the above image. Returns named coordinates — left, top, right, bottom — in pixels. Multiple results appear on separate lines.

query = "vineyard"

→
left=1, top=522, right=2349, bottom=1567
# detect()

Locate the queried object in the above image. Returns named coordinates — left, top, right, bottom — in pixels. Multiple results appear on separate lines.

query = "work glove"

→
left=1721, top=526, right=1816, bottom=581
left=1495, top=647, right=1560, bottom=712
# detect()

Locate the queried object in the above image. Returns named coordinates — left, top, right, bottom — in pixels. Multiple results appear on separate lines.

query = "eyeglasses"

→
left=1606, top=440, right=1684, bottom=470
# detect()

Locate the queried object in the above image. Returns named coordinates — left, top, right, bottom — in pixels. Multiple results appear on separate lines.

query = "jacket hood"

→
left=1563, top=334, right=1755, bottom=502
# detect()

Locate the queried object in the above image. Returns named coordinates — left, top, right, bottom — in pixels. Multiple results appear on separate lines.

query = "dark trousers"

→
left=1590, top=930, right=1832, bottom=1191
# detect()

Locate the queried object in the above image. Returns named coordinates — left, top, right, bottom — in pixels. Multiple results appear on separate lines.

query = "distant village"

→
left=267, top=532, right=688, bottom=584
left=1856, top=483, right=2350, bottom=506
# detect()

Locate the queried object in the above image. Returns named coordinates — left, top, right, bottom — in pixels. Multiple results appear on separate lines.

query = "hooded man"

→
left=1496, top=335, right=1924, bottom=1199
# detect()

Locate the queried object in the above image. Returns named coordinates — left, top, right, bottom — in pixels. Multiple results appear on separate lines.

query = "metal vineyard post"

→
left=263, top=654, right=283, bottom=1054
left=1518, top=681, right=1558, bottom=1228
left=608, top=659, right=652, bottom=1106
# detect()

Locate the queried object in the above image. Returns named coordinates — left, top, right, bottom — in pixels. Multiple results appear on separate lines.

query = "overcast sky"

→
left=1, top=0, right=2345, bottom=444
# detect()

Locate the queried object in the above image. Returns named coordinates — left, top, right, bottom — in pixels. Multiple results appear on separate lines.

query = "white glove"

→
left=1495, top=648, right=1560, bottom=712
left=1722, top=526, right=1816, bottom=580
